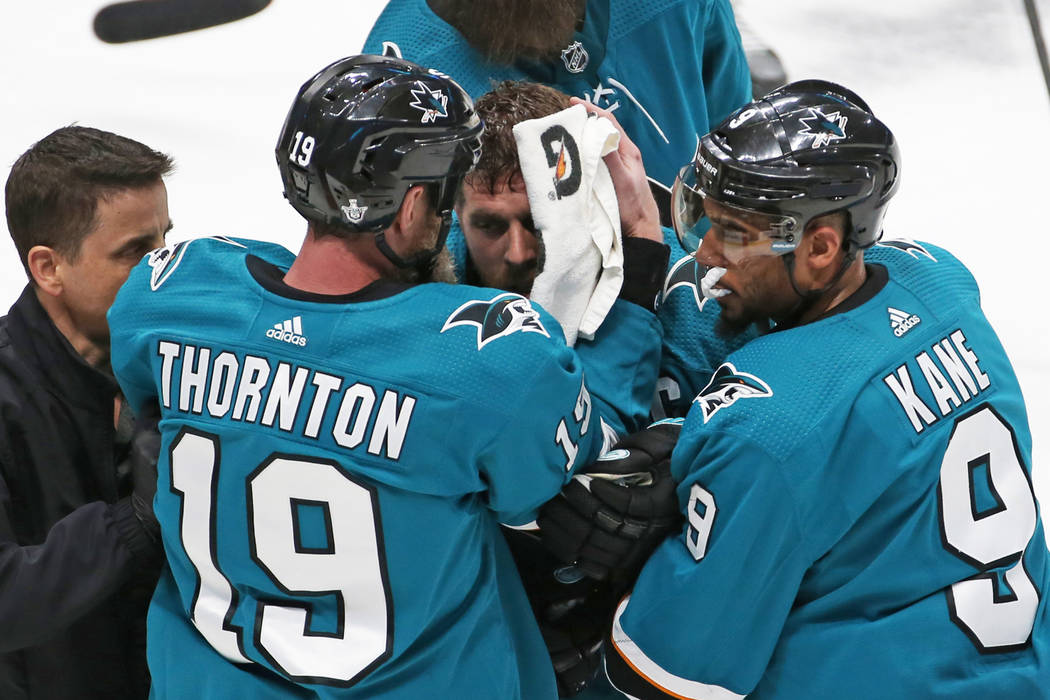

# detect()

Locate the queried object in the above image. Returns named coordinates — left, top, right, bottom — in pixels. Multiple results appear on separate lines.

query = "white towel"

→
left=512, top=104, right=623, bottom=346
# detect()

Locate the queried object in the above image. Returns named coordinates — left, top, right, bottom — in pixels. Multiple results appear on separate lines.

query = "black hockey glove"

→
left=503, top=528, right=619, bottom=697
left=128, top=403, right=162, bottom=543
left=538, top=421, right=684, bottom=582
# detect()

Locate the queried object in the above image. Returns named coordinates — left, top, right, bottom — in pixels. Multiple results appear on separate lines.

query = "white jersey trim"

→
left=610, top=596, right=745, bottom=700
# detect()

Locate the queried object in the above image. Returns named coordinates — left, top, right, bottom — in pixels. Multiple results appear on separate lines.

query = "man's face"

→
left=457, top=175, right=541, bottom=296
left=694, top=197, right=797, bottom=334
left=56, top=180, right=170, bottom=347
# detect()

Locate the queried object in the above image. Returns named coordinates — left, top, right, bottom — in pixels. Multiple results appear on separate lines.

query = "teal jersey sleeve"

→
left=474, top=322, right=605, bottom=525
left=574, top=299, right=662, bottom=438
left=609, top=432, right=809, bottom=698
left=700, top=0, right=754, bottom=126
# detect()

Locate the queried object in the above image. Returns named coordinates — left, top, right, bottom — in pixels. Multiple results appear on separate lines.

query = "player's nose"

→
left=695, top=234, right=727, bottom=268
left=505, top=225, right=538, bottom=266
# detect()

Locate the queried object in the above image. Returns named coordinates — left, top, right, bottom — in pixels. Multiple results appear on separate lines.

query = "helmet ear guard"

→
left=675, top=79, right=900, bottom=259
left=276, top=54, right=483, bottom=266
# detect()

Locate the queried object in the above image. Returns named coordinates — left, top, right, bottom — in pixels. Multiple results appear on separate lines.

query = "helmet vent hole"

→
left=360, top=79, right=384, bottom=94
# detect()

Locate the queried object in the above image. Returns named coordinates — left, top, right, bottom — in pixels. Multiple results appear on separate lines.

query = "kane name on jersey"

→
left=883, top=329, right=990, bottom=433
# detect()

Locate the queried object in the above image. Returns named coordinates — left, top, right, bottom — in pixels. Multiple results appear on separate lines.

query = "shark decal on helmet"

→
left=409, top=80, right=449, bottom=124
left=798, top=107, right=848, bottom=148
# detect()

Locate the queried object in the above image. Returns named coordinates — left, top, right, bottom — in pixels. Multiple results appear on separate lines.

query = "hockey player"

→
left=361, top=0, right=752, bottom=201
left=450, top=79, right=758, bottom=422
left=544, top=80, right=1050, bottom=697
left=106, top=54, right=667, bottom=699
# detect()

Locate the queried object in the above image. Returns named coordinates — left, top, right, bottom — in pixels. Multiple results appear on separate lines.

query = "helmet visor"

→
left=671, top=164, right=801, bottom=263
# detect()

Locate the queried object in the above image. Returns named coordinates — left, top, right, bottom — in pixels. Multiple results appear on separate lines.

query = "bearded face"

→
left=435, top=0, right=582, bottom=63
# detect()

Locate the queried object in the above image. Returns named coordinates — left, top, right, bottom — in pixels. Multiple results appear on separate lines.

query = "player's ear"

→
left=803, top=222, right=843, bottom=275
left=388, top=185, right=429, bottom=244
left=27, top=245, right=64, bottom=296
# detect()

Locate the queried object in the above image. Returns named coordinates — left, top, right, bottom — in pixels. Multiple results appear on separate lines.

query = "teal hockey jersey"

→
left=108, top=236, right=632, bottom=698
left=606, top=240, right=1050, bottom=698
left=650, top=225, right=758, bottom=419
left=362, top=0, right=752, bottom=189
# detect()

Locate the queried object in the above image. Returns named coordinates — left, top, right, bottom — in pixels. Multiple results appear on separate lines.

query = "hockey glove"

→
left=538, top=420, right=684, bottom=582
left=503, top=527, right=618, bottom=697
left=128, top=403, right=162, bottom=543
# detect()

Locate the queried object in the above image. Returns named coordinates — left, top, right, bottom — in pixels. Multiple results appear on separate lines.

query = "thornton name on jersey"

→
left=156, top=340, right=416, bottom=461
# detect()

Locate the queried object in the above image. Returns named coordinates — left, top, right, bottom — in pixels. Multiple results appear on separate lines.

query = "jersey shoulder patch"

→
left=441, top=293, right=550, bottom=349
left=693, top=362, right=773, bottom=423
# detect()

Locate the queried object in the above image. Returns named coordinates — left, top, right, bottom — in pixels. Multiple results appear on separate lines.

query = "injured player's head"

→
left=454, top=81, right=571, bottom=296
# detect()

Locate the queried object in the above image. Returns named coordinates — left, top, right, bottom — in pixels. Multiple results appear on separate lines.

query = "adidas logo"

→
left=266, top=316, right=308, bottom=347
left=888, top=307, right=921, bottom=337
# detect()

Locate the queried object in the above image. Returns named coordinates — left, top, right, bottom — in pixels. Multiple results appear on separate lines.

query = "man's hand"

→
left=538, top=421, right=684, bottom=581
left=128, top=403, right=162, bottom=543
left=571, top=96, right=662, bottom=242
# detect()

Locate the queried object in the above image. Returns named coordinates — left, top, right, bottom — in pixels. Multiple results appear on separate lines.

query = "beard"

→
left=439, top=0, right=581, bottom=63
left=714, top=299, right=762, bottom=338
left=491, top=264, right=538, bottom=297
left=393, top=247, right=458, bottom=285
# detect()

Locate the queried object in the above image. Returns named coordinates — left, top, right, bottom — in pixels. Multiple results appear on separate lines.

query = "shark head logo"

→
left=147, top=240, right=191, bottom=290
left=876, top=238, right=937, bottom=262
left=409, top=80, right=449, bottom=124
left=798, top=108, right=848, bottom=148
left=442, top=293, right=550, bottom=349
left=662, top=254, right=708, bottom=311
left=694, top=362, right=772, bottom=423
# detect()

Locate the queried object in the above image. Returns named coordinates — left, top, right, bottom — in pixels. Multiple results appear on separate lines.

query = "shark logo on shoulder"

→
left=442, top=293, right=550, bottom=349
left=876, top=238, right=937, bottom=262
left=694, top=362, right=773, bottom=423
left=148, top=236, right=246, bottom=291
left=147, top=241, right=191, bottom=290
left=662, top=255, right=708, bottom=311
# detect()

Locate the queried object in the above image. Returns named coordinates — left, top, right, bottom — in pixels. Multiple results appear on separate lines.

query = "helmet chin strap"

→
left=775, top=249, right=855, bottom=329
left=373, top=211, right=453, bottom=277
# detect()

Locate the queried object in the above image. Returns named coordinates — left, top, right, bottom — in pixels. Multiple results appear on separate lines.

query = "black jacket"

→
left=0, top=286, right=160, bottom=699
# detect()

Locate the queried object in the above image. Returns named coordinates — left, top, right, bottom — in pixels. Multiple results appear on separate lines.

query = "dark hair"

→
left=5, top=125, right=174, bottom=275
left=462, top=81, right=572, bottom=195
left=429, top=0, right=579, bottom=63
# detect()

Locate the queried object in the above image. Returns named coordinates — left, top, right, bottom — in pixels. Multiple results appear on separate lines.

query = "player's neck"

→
left=797, top=256, right=868, bottom=325
left=283, top=230, right=392, bottom=296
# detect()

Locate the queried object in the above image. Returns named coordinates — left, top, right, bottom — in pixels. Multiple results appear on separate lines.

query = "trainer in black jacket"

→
left=0, top=126, right=172, bottom=699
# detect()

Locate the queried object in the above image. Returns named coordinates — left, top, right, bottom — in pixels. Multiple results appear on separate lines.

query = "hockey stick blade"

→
left=93, top=0, right=272, bottom=44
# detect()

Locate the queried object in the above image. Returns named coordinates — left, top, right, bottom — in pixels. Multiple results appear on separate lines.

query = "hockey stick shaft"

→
left=94, top=0, right=272, bottom=43
left=1023, top=0, right=1050, bottom=103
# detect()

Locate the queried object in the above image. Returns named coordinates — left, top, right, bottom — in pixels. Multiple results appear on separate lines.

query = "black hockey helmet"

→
left=276, top=54, right=483, bottom=266
left=673, top=79, right=900, bottom=260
